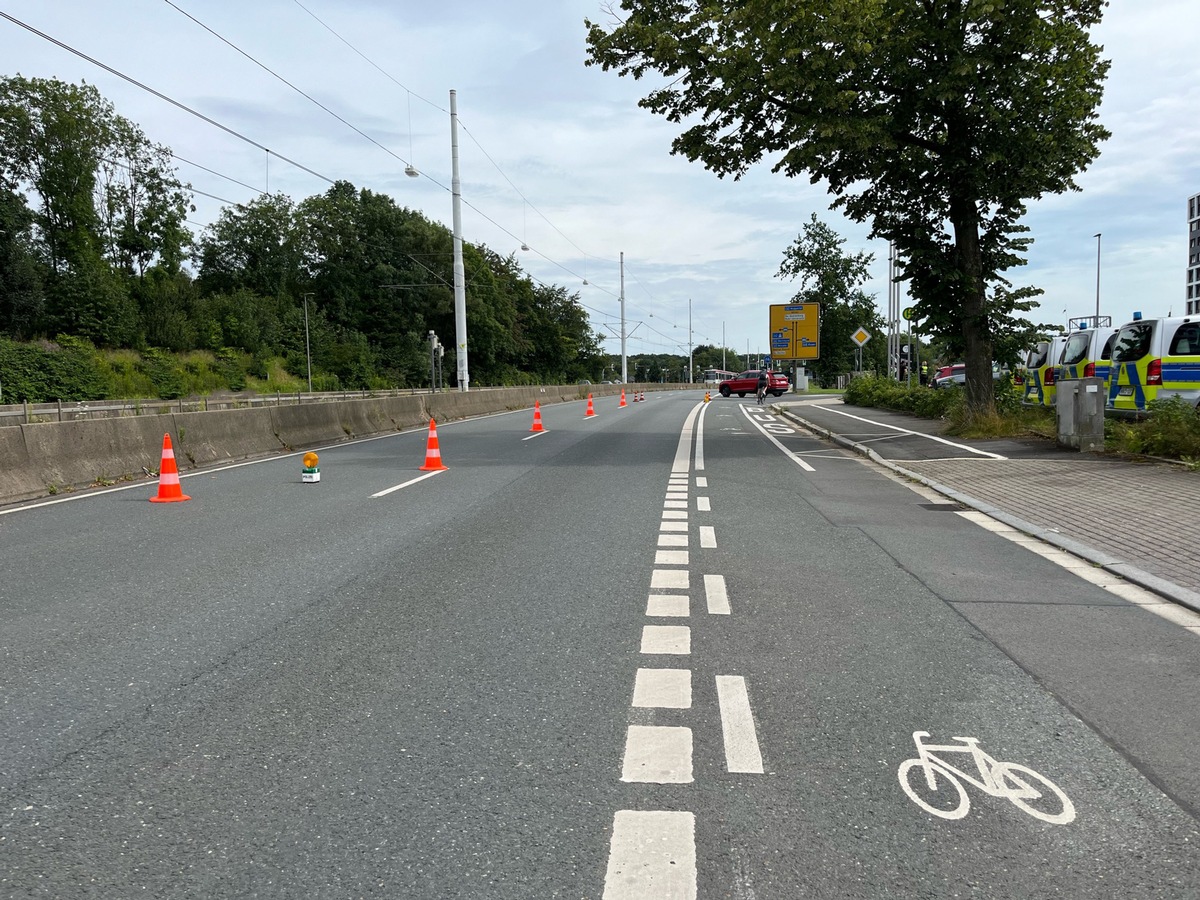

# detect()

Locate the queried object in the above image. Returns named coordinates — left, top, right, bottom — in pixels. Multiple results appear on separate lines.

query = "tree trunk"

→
left=950, top=195, right=995, bottom=418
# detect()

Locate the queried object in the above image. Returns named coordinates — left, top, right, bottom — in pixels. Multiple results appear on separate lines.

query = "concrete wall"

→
left=0, top=384, right=683, bottom=506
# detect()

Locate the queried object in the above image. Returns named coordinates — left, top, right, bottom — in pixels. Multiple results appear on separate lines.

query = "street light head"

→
left=405, top=165, right=420, bottom=178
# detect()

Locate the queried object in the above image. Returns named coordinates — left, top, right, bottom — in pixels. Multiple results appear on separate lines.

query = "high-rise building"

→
left=1189, top=193, right=1200, bottom=315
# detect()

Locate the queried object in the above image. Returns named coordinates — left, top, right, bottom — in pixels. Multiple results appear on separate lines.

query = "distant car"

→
left=930, top=363, right=1006, bottom=388
left=577, top=379, right=592, bottom=385
left=930, top=364, right=965, bottom=388
left=718, top=370, right=789, bottom=398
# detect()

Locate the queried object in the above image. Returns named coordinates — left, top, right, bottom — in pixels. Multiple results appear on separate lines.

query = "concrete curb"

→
left=777, top=405, right=1200, bottom=615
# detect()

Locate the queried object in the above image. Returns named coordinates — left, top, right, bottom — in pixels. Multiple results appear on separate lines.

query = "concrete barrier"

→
left=0, top=426, right=41, bottom=504
left=175, top=407, right=281, bottom=467
left=19, top=415, right=178, bottom=497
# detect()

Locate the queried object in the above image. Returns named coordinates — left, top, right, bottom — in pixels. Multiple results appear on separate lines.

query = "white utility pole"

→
left=620, top=252, right=627, bottom=383
left=450, top=90, right=469, bottom=391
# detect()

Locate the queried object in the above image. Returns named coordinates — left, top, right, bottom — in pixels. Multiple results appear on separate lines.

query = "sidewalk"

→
left=778, top=399, right=1200, bottom=613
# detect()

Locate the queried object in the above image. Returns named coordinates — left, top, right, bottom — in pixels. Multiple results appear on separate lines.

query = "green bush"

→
left=0, top=336, right=107, bottom=402
left=1119, top=397, right=1200, bottom=459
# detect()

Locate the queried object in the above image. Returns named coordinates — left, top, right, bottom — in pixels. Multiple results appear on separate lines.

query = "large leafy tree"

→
left=778, top=214, right=886, bottom=384
left=0, top=187, right=43, bottom=339
left=0, top=76, right=193, bottom=344
left=586, top=0, right=1110, bottom=416
left=196, top=193, right=299, bottom=299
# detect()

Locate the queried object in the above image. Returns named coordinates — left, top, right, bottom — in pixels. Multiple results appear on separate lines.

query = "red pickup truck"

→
left=718, top=370, right=790, bottom=398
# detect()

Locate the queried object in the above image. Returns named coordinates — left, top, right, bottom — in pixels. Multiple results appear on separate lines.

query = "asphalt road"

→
left=2, top=392, right=1199, bottom=898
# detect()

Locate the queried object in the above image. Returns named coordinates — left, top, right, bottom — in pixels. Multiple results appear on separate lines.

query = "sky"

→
left=3, top=1, right=1198, bottom=368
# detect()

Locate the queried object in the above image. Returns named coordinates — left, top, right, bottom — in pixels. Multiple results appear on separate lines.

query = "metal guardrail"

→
left=0, top=388, right=445, bottom=426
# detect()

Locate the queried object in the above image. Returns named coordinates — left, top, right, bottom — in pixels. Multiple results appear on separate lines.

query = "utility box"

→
left=1056, top=377, right=1106, bottom=452
left=794, top=367, right=810, bottom=391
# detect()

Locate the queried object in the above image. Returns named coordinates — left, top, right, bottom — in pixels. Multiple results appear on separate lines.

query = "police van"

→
left=1107, top=314, right=1200, bottom=415
left=1021, top=334, right=1068, bottom=407
left=1057, top=325, right=1119, bottom=384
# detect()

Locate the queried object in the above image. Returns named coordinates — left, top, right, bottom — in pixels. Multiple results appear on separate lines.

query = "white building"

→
left=1189, top=192, right=1200, bottom=315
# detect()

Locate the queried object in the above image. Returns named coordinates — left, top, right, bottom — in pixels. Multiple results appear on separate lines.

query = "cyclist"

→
left=756, top=369, right=769, bottom=404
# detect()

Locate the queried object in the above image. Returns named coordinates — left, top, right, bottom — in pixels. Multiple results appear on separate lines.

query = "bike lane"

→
left=676, top=395, right=1200, bottom=898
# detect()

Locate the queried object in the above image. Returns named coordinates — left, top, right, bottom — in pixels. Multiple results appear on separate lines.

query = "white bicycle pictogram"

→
left=898, top=731, right=1076, bottom=824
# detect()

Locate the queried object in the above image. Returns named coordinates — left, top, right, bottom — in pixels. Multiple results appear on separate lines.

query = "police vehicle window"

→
left=1027, top=343, right=1049, bottom=367
left=1061, top=333, right=1090, bottom=364
left=1101, top=333, right=1117, bottom=360
left=1112, top=324, right=1152, bottom=361
left=1169, top=323, right=1200, bottom=355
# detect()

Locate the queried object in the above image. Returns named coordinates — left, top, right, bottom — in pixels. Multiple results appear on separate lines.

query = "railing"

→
left=0, top=387, right=440, bottom=426
left=0, top=383, right=631, bottom=426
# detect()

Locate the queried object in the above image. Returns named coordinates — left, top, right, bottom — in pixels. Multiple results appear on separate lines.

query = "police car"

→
left=1057, top=325, right=1119, bottom=384
left=1021, top=335, right=1068, bottom=408
left=1107, top=313, right=1200, bottom=415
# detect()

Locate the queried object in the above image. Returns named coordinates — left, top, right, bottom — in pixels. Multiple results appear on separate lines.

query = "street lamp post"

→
left=1093, top=233, right=1102, bottom=327
left=301, top=292, right=314, bottom=393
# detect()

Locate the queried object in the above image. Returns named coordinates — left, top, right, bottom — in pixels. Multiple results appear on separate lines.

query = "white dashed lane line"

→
left=603, top=811, right=697, bottom=900
left=716, top=675, right=765, bottom=774
left=704, top=574, right=730, bottom=615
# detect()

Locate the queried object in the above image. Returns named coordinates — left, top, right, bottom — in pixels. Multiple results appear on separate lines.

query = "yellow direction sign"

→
left=851, top=327, right=871, bottom=347
left=769, top=302, right=820, bottom=360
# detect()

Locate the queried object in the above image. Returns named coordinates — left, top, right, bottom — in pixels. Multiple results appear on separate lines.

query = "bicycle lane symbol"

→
left=897, top=731, right=1076, bottom=825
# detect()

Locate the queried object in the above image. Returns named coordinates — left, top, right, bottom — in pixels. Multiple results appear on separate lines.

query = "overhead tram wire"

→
left=162, top=0, right=422, bottom=177
left=287, top=0, right=448, bottom=117
left=0, top=10, right=334, bottom=186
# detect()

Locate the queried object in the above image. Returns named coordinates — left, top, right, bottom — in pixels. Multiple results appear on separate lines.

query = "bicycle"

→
left=897, top=731, right=1075, bottom=824
left=756, top=382, right=767, bottom=404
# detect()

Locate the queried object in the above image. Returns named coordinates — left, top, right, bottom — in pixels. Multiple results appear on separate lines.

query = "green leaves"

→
left=586, top=0, right=1111, bottom=414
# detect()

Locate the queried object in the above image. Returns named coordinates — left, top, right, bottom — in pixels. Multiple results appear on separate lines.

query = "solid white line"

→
left=704, top=574, right=730, bottom=615
left=632, top=668, right=692, bottom=708
left=813, top=404, right=1007, bottom=459
left=695, top=400, right=710, bottom=471
left=698, top=526, right=716, bottom=548
left=521, top=431, right=547, bottom=441
left=620, top=725, right=693, bottom=783
left=672, top=402, right=705, bottom=473
left=740, top=406, right=816, bottom=471
left=603, top=810, right=697, bottom=900
left=370, top=469, right=445, bottom=498
left=641, top=625, right=691, bottom=654
left=716, top=675, right=764, bottom=773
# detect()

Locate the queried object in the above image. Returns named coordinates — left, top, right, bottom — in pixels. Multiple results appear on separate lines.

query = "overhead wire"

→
left=0, top=10, right=335, bottom=186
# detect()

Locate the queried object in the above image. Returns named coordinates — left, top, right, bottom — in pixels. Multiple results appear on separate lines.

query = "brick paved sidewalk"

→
left=782, top=404, right=1200, bottom=609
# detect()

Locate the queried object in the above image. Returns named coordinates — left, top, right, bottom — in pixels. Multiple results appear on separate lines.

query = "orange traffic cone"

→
left=585, top=393, right=597, bottom=418
left=530, top=401, right=546, bottom=432
left=619, top=388, right=627, bottom=408
left=639, top=390, right=645, bottom=402
left=420, top=419, right=448, bottom=471
left=149, top=433, right=190, bottom=503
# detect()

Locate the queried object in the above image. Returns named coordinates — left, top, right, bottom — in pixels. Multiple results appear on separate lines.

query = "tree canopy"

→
left=587, top=0, right=1110, bottom=414
left=778, top=214, right=885, bottom=384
